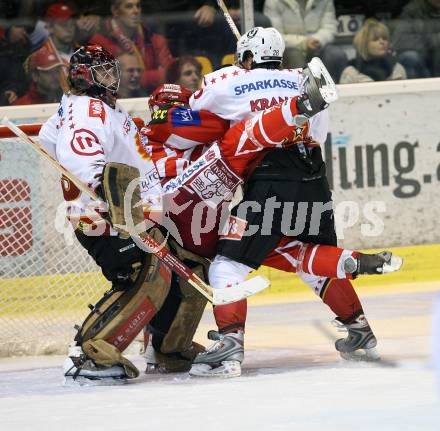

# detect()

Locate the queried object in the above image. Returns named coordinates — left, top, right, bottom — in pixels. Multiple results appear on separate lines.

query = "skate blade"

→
left=383, top=255, right=403, bottom=274
left=145, top=363, right=163, bottom=374
left=189, top=361, right=241, bottom=378
left=145, top=363, right=188, bottom=374
left=63, top=375, right=127, bottom=387
left=340, top=347, right=381, bottom=362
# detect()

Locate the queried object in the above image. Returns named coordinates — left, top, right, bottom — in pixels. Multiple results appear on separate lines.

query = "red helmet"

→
left=69, top=44, right=120, bottom=107
left=148, top=84, right=192, bottom=112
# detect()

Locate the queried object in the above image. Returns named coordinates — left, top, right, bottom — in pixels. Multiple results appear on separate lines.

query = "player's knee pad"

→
left=148, top=239, right=209, bottom=371
left=74, top=228, right=172, bottom=378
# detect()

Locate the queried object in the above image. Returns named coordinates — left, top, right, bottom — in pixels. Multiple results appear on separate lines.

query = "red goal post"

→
left=0, top=124, right=42, bottom=138
left=0, top=118, right=146, bottom=138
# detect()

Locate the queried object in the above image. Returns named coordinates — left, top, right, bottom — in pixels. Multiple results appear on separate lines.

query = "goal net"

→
left=0, top=100, right=149, bottom=357
left=0, top=125, right=111, bottom=357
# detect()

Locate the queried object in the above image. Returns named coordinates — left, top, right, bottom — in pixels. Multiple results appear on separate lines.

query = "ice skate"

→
left=189, top=330, right=244, bottom=378
left=63, top=345, right=128, bottom=386
left=144, top=336, right=205, bottom=374
left=344, top=251, right=403, bottom=276
left=333, top=314, right=380, bottom=362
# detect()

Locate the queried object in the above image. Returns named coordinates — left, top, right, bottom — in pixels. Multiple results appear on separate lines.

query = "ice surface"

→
left=1, top=288, right=439, bottom=431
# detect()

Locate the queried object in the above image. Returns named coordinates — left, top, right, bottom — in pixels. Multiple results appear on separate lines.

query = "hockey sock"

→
left=213, top=299, right=247, bottom=334
left=321, top=278, right=363, bottom=321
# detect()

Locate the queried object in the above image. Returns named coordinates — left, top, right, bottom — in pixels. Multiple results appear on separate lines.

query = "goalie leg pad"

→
left=146, top=240, right=209, bottom=372
left=75, top=228, right=172, bottom=377
left=160, top=239, right=209, bottom=355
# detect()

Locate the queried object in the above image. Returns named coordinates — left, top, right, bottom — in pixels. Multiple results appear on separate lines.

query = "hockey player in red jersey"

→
left=183, top=27, right=403, bottom=377
left=140, top=72, right=402, bottom=377
left=141, top=82, right=362, bottom=273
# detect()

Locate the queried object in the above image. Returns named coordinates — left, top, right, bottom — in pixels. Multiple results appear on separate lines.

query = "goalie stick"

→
left=1, top=117, right=270, bottom=305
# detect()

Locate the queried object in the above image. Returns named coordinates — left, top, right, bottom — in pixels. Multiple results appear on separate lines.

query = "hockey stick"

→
left=45, top=36, right=70, bottom=94
left=216, top=0, right=241, bottom=40
left=2, top=117, right=270, bottom=305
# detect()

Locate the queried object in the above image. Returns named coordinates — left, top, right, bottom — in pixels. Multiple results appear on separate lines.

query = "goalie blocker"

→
left=64, top=163, right=209, bottom=384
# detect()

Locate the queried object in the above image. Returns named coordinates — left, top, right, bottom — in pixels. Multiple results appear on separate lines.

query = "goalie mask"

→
left=69, top=44, right=121, bottom=108
left=236, top=27, right=285, bottom=65
left=148, top=84, right=192, bottom=113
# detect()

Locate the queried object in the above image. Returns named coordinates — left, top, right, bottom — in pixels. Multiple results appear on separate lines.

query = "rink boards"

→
left=1, top=243, right=439, bottom=314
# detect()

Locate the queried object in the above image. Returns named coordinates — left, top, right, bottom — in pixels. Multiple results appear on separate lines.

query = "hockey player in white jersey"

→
left=39, top=45, right=208, bottom=384
left=189, top=27, right=402, bottom=377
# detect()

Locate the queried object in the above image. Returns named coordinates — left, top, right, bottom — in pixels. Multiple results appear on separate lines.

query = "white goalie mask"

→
left=236, top=27, right=285, bottom=64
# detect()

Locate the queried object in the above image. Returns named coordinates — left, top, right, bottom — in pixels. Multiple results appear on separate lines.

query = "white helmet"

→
left=236, top=27, right=285, bottom=64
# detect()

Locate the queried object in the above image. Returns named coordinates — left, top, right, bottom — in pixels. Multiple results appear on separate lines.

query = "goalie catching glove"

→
left=296, top=57, right=338, bottom=119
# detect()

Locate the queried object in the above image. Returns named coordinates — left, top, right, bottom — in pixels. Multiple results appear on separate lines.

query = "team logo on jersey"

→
left=135, top=132, right=151, bottom=161
left=88, top=99, right=106, bottom=123
left=60, top=175, right=81, bottom=201
left=70, top=129, right=104, bottom=156
left=171, top=108, right=201, bottom=127
left=219, top=215, right=247, bottom=241
left=293, top=124, right=309, bottom=140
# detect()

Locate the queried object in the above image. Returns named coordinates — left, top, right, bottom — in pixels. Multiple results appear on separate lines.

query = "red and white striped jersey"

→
left=139, top=104, right=230, bottom=181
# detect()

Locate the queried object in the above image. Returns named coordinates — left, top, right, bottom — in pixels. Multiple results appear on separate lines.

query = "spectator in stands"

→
left=139, top=1, right=237, bottom=67
left=263, top=0, right=348, bottom=82
left=0, top=52, right=27, bottom=105
left=166, top=56, right=202, bottom=92
left=392, top=0, right=440, bottom=78
left=13, top=47, right=66, bottom=105
left=340, top=19, right=406, bottom=84
left=117, top=52, right=145, bottom=98
left=90, top=0, right=175, bottom=93
left=74, top=4, right=105, bottom=44
left=0, top=24, right=28, bottom=105
left=334, top=0, right=407, bottom=19
left=44, top=3, right=77, bottom=63
left=0, top=0, right=48, bottom=53
left=139, top=1, right=217, bottom=56
left=223, top=0, right=271, bottom=30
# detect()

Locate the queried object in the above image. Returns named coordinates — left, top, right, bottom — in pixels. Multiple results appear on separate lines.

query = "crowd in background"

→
left=1, top=0, right=440, bottom=106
